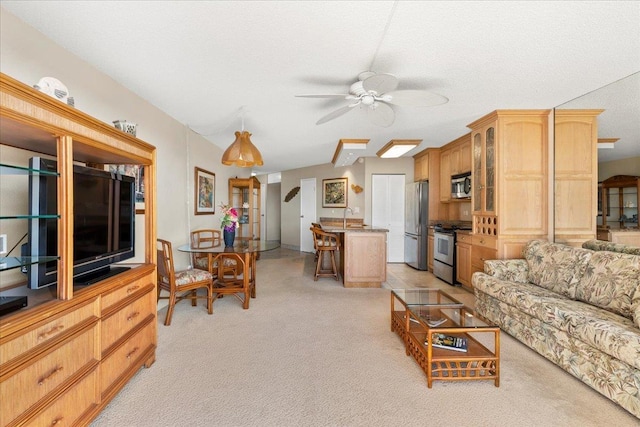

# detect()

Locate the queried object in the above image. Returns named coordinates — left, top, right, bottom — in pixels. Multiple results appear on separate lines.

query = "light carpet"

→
left=91, top=250, right=638, bottom=427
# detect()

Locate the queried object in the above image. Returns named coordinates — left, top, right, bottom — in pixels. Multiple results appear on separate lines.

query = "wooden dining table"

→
left=177, top=239, right=280, bottom=298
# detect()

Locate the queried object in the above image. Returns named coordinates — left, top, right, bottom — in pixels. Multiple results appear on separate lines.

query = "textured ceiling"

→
left=2, top=1, right=639, bottom=173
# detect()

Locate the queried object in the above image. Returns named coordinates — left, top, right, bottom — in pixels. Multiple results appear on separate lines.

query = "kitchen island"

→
left=320, top=223, right=388, bottom=288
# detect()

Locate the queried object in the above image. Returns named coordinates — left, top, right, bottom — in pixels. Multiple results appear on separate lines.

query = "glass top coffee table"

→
left=391, top=289, right=500, bottom=388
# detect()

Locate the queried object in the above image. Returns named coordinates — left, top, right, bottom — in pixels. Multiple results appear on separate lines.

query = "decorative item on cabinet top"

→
left=113, top=120, right=138, bottom=137
left=33, top=76, right=74, bottom=106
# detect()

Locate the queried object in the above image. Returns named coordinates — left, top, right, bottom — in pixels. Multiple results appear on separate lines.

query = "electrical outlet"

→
left=0, top=234, right=7, bottom=255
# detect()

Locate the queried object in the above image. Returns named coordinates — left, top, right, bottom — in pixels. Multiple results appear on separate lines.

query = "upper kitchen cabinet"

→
left=413, top=149, right=431, bottom=182
left=229, top=177, right=261, bottom=240
left=450, top=133, right=471, bottom=175
left=439, top=133, right=471, bottom=203
left=412, top=148, right=446, bottom=221
left=554, top=110, right=602, bottom=246
left=467, top=110, right=550, bottom=259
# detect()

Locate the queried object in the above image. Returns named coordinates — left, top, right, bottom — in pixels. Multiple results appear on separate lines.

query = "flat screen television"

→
left=27, top=157, right=135, bottom=289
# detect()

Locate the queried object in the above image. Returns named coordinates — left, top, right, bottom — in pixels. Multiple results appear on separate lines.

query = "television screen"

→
left=28, top=157, right=135, bottom=289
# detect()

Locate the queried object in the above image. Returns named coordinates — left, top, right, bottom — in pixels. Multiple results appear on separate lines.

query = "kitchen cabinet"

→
left=413, top=150, right=430, bottom=182
left=229, top=177, right=261, bottom=240
left=450, top=133, right=471, bottom=175
left=554, top=109, right=602, bottom=246
left=413, top=148, right=446, bottom=222
left=468, top=110, right=550, bottom=260
left=455, top=232, right=472, bottom=290
left=428, top=230, right=435, bottom=272
left=439, top=149, right=451, bottom=202
left=0, top=73, right=157, bottom=425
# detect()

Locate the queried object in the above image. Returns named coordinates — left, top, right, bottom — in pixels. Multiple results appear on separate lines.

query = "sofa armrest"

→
left=483, top=259, right=529, bottom=283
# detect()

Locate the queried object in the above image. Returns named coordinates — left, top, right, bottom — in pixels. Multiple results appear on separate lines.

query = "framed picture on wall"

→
left=323, top=177, right=348, bottom=208
left=108, top=165, right=145, bottom=214
left=194, top=167, right=215, bottom=215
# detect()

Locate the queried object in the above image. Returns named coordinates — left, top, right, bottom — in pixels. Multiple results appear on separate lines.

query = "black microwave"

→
left=451, top=172, right=471, bottom=199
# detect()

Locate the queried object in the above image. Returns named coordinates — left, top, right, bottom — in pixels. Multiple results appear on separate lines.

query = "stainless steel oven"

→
left=433, top=231, right=455, bottom=285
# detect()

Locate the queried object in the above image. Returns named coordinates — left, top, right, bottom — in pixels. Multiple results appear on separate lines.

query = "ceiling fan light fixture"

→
left=376, top=139, right=422, bottom=158
left=221, top=130, right=264, bottom=167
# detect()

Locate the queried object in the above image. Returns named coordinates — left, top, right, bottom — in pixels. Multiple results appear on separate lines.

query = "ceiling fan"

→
left=296, top=71, right=448, bottom=127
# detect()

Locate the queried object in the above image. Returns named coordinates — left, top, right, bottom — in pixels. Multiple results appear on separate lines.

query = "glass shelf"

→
left=0, top=214, right=60, bottom=220
left=0, top=256, right=59, bottom=272
left=0, top=163, right=59, bottom=176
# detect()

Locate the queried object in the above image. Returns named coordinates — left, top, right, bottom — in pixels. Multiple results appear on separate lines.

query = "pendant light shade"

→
left=221, top=130, right=264, bottom=167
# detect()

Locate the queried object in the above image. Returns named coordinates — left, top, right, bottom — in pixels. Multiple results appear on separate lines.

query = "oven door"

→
left=433, top=232, right=454, bottom=266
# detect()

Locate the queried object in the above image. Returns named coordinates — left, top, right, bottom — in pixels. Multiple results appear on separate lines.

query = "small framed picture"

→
left=194, top=167, right=215, bottom=215
left=323, top=177, right=348, bottom=208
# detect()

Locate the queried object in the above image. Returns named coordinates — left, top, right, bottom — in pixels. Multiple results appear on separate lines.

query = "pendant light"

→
left=221, top=108, right=263, bottom=167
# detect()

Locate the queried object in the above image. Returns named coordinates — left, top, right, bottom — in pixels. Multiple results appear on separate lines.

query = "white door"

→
left=299, top=178, right=316, bottom=253
left=372, top=174, right=405, bottom=262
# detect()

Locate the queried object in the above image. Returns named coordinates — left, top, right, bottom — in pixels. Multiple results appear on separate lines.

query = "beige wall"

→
left=598, top=156, right=640, bottom=181
left=280, top=156, right=413, bottom=249
left=0, top=8, right=248, bottom=286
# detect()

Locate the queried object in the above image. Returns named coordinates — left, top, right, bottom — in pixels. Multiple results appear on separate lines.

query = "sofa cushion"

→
left=523, top=240, right=592, bottom=299
left=582, top=239, right=640, bottom=256
left=575, top=251, right=640, bottom=320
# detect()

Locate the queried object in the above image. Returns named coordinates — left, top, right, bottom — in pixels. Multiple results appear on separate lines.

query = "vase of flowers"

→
left=220, top=203, right=239, bottom=247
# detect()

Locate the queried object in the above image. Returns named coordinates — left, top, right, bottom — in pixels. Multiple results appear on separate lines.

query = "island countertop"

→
left=321, top=224, right=389, bottom=233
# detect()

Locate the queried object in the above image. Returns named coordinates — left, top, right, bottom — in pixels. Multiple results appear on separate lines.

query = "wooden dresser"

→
left=0, top=73, right=157, bottom=426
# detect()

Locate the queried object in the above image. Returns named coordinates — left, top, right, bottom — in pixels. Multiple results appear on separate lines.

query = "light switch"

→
left=0, top=234, right=6, bottom=255
left=353, top=207, right=360, bottom=214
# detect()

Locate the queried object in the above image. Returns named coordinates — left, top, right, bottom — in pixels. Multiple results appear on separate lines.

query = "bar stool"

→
left=310, top=226, right=340, bottom=281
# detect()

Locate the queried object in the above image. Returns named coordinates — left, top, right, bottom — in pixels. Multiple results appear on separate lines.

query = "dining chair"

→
left=310, top=226, right=340, bottom=281
left=212, top=251, right=254, bottom=309
left=190, top=229, right=238, bottom=277
left=157, top=238, right=214, bottom=326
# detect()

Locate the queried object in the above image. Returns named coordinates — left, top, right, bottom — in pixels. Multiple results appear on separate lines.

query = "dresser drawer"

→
left=472, top=235, right=497, bottom=250
left=101, top=289, right=155, bottom=353
left=100, top=319, right=155, bottom=397
left=0, top=297, right=99, bottom=368
left=27, top=370, right=99, bottom=427
left=0, top=324, right=99, bottom=426
left=101, top=273, right=155, bottom=313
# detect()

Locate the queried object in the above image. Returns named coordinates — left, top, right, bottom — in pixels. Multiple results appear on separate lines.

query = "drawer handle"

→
left=127, top=311, right=141, bottom=321
left=126, top=346, right=140, bottom=359
left=51, top=417, right=64, bottom=426
left=480, top=239, right=485, bottom=244
left=38, top=365, right=64, bottom=386
left=127, top=285, right=141, bottom=294
left=38, top=324, right=65, bottom=340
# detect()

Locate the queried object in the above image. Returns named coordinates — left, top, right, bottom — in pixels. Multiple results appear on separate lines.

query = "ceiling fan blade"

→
left=295, top=94, right=349, bottom=99
left=367, top=102, right=395, bottom=127
left=316, top=105, right=356, bottom=125
left=384, top=90, right=449, bottom=107
left=362, top=73, right=399, bottom=94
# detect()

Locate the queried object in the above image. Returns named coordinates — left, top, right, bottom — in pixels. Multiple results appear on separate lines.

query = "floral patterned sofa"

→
left=472, top=240, right=640, bottom=418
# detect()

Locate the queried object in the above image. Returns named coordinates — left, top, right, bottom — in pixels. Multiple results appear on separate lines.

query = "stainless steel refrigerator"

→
left=404, top=181, right=429, bottom=270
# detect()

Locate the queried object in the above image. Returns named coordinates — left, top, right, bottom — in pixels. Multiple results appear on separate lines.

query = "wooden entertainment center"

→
left=0, top=73, right=157, bottom=426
